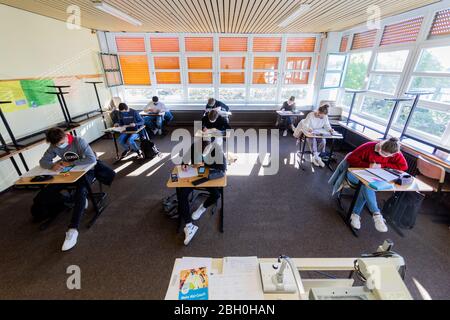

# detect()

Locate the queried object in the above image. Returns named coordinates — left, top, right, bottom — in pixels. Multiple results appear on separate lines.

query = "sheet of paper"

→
left=20, top=166, right=59, bottom=177
left=366, top=169, right=399, bottom=182
left=223, top=256, right=259, bottom=274
left=352, top=170, right=381, bottom=183
left=71, top=163, right=96, bottom=172
left=209, top=273, right=264, bottom=300
left=165, top=258, right=213, bottom=300
left=177, top=166, right=199, bottom=179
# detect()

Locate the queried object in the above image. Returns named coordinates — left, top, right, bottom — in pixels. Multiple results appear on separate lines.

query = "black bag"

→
left=382, top=191, right=425, bottom=229
left=163, top=194, right=178, bottom=217
left=94, top=160, right=116, bottom=186
left=31, top=186, right=71, bottom=223
left=141, top=140, right=160, bottom=160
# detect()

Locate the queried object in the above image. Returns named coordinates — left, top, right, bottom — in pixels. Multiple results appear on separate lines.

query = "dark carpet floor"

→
left=0, top=129, right=449, bottom=300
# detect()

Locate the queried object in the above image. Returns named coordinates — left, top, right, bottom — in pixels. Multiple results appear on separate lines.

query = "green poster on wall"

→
left=20, top=79, right=57, bottom=108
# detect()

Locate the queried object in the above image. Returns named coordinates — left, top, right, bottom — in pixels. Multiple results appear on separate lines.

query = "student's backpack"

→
left=31, top=187, right=71, bottom=223
left=382, top=191, right=425, bottom=229
left=141, top=140, right=160, bottom=160
left=94, top=160, right=116, bottom=186
left=162, top=193, right=178, bottom=218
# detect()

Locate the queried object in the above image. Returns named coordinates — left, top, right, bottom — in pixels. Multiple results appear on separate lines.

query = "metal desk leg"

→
left=220, top=187, right=224, bottom=233
left=299, top=137, right=307, bottom=171
left=86, top=177, right=106, bottom=229
left=113, top=133, right=120, bottom=160
left=326, top=139, right=336, bottom=172
left=338, top=182, right=361, bottom=237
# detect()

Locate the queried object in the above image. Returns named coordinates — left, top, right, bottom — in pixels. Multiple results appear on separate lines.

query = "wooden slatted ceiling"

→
left=380, top=16, right=424, bottom=46
left=0, top=0, right=439, bottom=33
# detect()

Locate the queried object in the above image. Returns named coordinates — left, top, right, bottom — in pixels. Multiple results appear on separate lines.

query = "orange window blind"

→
left=185, top=37, right=214, bottom=52
left=381, top=17, right=424, bottom=46
left=351, top=29, right=377, bottom=50
left=119, top=55, right=150, bottom=85
left=253, top=57, right=279, bottom=70
left=221, top=57, right=246, bottom=70
left=189, top=72, right=213, bottom=84
left=153, top=57, right=180, bottom=69
left=253, top=72, right=277, bottom=84
left=116, top=37, right=146, bottom=52
left=340, top=36, right=349, bottom=52
left=221, top=72, right=245, bottom=84
left=253, top=37, right=282, bottom=52
left=187, top=57, right=213, bottom=69
left=429, top=9, right=450, bottom=37
left=285, top=72, right=309, bottom=85
left=150, top=37, right=179, bottom=52
left=156, top=72, right=181, bottom=84
left=286, top=57, right=312, bottom=70
left=287, top=37, right=316, bottom=52
left=220, top=37, right=248, bottom=51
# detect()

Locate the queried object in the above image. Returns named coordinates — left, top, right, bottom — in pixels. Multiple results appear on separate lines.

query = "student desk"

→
left=276, top=110, right=305, bottom=118
left=139, top=111, right=166, bottom=127
left=298, top=130, right=343, bottom=171
left=15, top=163, right=106, bottom=229
left=167, top=166, right=227, bottom=233
left=339, top=168, right=433, bottom=237
left=103, top=126, right=146, bottom=160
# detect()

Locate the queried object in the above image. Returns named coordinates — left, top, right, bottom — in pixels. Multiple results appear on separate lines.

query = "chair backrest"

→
left=416, top=156, right=446, bottom=183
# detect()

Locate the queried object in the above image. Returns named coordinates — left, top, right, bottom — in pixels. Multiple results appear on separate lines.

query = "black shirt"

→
left=202, top=114, right=231, bottom=131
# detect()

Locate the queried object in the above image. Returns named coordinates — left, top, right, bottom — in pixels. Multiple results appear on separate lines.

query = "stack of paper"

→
left=177, top=166, right=199, bottom=179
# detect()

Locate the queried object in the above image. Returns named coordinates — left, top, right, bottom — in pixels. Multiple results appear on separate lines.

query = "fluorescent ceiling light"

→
left=93, top=1, right=142, bottom=26
left=278, top=4, right=311, bottom=28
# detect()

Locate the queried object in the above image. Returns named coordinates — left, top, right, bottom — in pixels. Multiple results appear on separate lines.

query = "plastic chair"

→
left=416, top=156, right=448, bottom=193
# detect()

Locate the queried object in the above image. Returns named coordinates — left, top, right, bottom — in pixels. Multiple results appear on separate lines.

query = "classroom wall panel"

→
left=0, top=5, right=110, bottom=192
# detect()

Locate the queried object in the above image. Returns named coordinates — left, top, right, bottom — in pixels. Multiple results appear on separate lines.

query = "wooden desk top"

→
left=277, top=111, right=305, bottom=117
left=140, top=111, right=165, bottom=116
left=167, top=166, right=227, bottom=188
left=104, top=126, right=145, bottom=135
left=15, top=171, right=87, bottom=186
left=349, top=168, right=433, bottom=192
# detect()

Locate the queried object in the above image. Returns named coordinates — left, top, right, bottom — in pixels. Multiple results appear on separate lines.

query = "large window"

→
left=322, top=53, right=346, bottom=88
left=343, top=51, right=372, bottom=90
left=368, top=50, right=409, bottom=95
left=113, top=34, right=319, bottom=106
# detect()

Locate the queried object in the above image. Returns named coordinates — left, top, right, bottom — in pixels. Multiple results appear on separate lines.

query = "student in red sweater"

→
left=346, top=137, right=408, bottom=232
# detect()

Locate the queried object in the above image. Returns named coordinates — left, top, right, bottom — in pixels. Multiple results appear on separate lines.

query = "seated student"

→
left=108, top=97, right=122, bottom=125
left=176, top=140, right=227, bottom=245
left=346, top=137, right=408, bottom=232
left=114, top=103, right=145, bottom=158
left=297, top=104, right=334, bottom=168
left=201, top=109, right=231, bottom=146
left=39, top=128, right=97, bottom=251
left=279, top=96, right=296, bottom=136
left=206, top=98, right=230, bottom=113
left=144, top=96, right=174, bottom=136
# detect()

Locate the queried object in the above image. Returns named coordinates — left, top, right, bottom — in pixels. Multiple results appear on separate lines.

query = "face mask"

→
left=58, top=142, right=69, bottom=149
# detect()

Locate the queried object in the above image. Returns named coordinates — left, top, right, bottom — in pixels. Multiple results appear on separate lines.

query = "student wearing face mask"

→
left=39, top=127, right=97, bottom=251
left=346, top=137, right=408, bottom=232
left=144, top=96, right=174, bottom=136
left=300, top=104, right=334, bottom=167
left=115, top=103, right=145, bottom=158
left=202, top=109, right=231, bottom=132
left=279, top=96, right=297, bottom=136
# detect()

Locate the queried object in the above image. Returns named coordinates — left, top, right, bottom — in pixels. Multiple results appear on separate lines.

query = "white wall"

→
left=0, top=4, right=111, bottom=192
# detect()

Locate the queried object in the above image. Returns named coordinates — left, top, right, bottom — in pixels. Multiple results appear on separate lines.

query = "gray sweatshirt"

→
left=39, top=136, right=97, bottom=170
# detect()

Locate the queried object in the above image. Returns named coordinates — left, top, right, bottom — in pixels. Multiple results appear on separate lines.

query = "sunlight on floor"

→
left=127, top=153, right=170, bottom=177
left=227, top=153, right=259, bottom=176
left=412, top=278, right=432, bottom=300
left=95, top=152, right=105, bottom=158
left=114, top=161, right=133, bottom=174
left=146, top=163, right=166, bottom=177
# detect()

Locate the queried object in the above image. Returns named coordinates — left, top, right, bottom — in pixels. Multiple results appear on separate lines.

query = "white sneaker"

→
left=184, top=224, right=199, bottom=246
left=283, top=130, right=288, bottom=137
left=317, top=158, right=326, bottom=168
left=373, top=214, right=388, bottom=233
left=85, top=198, right=89, bottom=210
left=192, top=204, right=207, bottom=221
left=158, top=129, right=162, bottom=135
left=350, top=214, right=361, bottom=230
left=152, top=128, right=158, bottom=135
left=312, top=157, right=320, bottom=167
left=62, top=229, right=79, bottom=252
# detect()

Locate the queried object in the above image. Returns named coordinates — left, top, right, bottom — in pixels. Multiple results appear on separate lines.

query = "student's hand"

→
left=308, top=128, right=313, bottom=133
left=114, top=123, right=119, bottom=127
left=51, top=162, right=65, bottom=171
left=202, top=127, right=207, bottom=132
left=370, top=163, right=382, bottom=169
left=181, top=164, right=189, bottom=172
left=329, top=129, right=335, bottom=134
left=60, top=161, right=71, bottom=167
left=129, top=123, right=136, bottom=127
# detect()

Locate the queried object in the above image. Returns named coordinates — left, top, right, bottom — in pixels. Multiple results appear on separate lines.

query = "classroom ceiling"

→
left=0, top=0, right=440, bottom=33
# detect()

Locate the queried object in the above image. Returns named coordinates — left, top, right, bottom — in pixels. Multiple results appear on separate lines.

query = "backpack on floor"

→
left=141, top=140, right=160, bottom=160
left=31, top=187, right=71, bottom=223
left=382, top=191, right=425, bottom=229
left=163, top=193, right=178, bottom=217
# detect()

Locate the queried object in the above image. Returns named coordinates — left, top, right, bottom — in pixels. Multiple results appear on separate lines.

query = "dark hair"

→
left=289, top=96, right=295, bottom=102
left=152, top=96, right=159, bottom=103
left=208, top=109, right=219, bottom=122
left=207, top=98, right=216, bottom=107
left=318, top=104, right=330, bottom=115
left=381, top=137, right=401, bottom=154
left=46, top=127, right=66, bottom=145
left=118, top=103, right=129, bottom=111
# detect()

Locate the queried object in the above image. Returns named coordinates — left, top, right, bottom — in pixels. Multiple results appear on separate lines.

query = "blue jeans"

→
left=347, top=172, right=380, bottom=216
left=144, top=111, right=174, bottom=130
left=118, top=133, right=140, bottom=152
